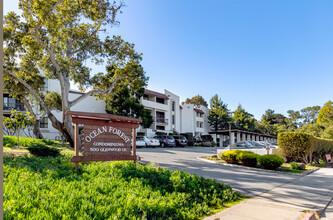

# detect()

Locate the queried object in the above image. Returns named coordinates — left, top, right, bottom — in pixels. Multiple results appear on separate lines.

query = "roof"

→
left=144, top=89, right=169, bottom=99
left=194, top=108, right=205, bottom=114
left=209, top=129, right=276, bottom=138
left=65, top=111, right=142, bottom=124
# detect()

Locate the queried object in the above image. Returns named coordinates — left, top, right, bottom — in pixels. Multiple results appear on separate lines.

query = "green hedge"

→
left=278, top=132, right=333, bottom=163
left=3, top=135, right=59, bottom=147
left=219, top=150, right=241, bottom=164
left=27, top=143, right=61, bottom=157
left=237, top=151, right=258, bottom=167
left=219, top=150, right=283, bottom=169
left=258, top=154, right=284, bottom=170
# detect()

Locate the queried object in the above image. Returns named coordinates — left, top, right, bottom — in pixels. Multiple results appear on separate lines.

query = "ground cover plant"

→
left=4, top=154, right=242, bottom=219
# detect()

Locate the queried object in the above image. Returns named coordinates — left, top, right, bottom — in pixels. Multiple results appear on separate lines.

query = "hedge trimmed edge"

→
left=278, top=132, right=333, bottom=163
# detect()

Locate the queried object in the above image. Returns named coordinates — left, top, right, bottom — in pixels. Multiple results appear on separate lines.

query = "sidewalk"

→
left=205, top=168, right=333, bottom=220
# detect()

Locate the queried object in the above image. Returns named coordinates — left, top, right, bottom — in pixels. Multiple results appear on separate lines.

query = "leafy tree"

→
left=286, top=110, right=301, bottom=130
left=232, top=105, right=255, bottom=131
left=105, top=87, right=153, bottom=128
left=300, top=106, right=321, bottom=124
left=259, top=109, right=288, bottom=135
left=317, top=101, right=333, bottom=125
left=208, top=94, right=231, bottom=131
left=297, top=123, right=325, bottom=137
left=184, top=95, right=208, bottom=107
left=3, top=0, right=142, bottom=147
left=3, top=110, right=35, bottom=147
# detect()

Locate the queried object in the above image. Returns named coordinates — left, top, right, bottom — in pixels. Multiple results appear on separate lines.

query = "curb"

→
left=197, top=156, right=320, bottom=176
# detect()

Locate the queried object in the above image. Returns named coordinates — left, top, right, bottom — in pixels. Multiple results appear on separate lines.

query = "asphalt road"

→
left=137, top=146, right=299, bottom=196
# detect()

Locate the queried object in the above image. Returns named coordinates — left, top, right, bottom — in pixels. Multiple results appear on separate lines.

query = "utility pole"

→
left=228, top=121, right=232, bottom=150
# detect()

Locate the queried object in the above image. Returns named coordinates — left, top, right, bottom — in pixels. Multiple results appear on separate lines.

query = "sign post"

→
left=66, top=111, right=142, bottom=171
left=266, top=143, right=270, bottom=155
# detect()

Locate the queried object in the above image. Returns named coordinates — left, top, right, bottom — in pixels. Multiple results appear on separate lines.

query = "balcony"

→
left=4, top=103, right=25, bottom=112
left=155, top=117, right=168, bottom=125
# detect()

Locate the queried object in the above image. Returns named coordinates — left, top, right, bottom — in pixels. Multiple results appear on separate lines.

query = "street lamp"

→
left=228, top=121, right=232, bottom=150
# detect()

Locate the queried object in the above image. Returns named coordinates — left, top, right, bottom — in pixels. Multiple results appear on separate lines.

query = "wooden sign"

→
left=65, top=111, right=142, bottom=170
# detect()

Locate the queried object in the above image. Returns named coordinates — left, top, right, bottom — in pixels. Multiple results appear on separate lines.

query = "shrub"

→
left=220, top=150, right=241, bottom=164
left=278, top=132, right=333, bottom=163
left=3, top=135, right=60, bottom=148
left=299, top=163, right=306, bottom=170
left=202, top=141, right=212, bottom=147
left=258, top=154, right=284, bottom=170
left=27, top=143, right=61, bottom=157
left=290, top=162, right=300, bottom=170
left=278, top=132, right=312, bottom=162
left=237, top=151, right=259, bottom=167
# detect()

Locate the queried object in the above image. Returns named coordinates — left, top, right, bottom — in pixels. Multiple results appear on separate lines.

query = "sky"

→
left=4, top=0, right=333, bottom=119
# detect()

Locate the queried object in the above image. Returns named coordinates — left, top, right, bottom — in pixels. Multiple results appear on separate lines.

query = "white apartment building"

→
left=180, top=103, right=211, bottom=137
left=137, top=89, right=181, bottom=137
left=4, top=82, right=212, bottom=139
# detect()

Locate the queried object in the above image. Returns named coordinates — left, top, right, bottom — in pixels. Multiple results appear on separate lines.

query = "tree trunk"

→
left=33, top=120, right=44, bottom=139
left=17, top=130, right=20, bottom=148
left=20, top=96, right=44, bottom=139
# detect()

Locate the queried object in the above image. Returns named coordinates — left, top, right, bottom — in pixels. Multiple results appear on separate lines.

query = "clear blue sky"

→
left=4, top=0, right=333, bottom=119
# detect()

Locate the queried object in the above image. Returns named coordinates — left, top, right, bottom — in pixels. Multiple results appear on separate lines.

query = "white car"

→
left=142, top=136, right=160, bottom=148
left=136, top=137, right=146, bottom=148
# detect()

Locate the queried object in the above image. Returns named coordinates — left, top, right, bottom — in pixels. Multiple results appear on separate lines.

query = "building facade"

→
left=180, top=103, right=211, bottom=137
left=4, top=83, right=212, bottom=139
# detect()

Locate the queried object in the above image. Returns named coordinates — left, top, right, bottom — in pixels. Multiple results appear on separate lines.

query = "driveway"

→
left=137, top=147, right=299, bottom=196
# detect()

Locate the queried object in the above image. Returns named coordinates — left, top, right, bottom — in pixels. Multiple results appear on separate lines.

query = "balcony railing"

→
left=155, top=117, right=168, bottom=124
left=4, top=103, right=25, bottom=111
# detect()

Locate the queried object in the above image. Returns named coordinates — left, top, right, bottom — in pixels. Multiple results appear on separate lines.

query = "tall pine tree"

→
left=208, top=94, right=231, bottom=131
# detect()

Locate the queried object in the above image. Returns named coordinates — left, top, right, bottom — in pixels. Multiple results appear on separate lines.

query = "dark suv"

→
left=172, top=135, right=188, bottom=147
left=155, top=135, right=176, bottom=147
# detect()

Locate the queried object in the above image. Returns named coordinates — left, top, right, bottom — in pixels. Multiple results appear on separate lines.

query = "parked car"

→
left=142, top=136, right=160, bottom=148
left=226, top=141, right=266, bottom=149
left=172, top=135, right=188, bottom=147
left=249, top=141, right=266, bottom=148
left=136, top=137, right=146, bottom=148
left=154, top=135, right=176, bottom=147
left=194, top=136, right=202, bottom=142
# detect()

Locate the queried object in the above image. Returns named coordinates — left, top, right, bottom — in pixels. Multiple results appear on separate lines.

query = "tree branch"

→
left=4, top=69, right=53, bottom=117
left=69, top=75, right=121, bottom=108
left=34, top=0, right=66, bottom=99
left=67, top=22, right=103, bottom=59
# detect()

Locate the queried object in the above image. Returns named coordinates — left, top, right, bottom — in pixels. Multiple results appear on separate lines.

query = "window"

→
left=156, top=126, right=165, bottom=130
left=156, top=97, right=165, bottom=104
left=143, top=94, right=149, bottom=100
left=172, top=115, right=175, bottom=125
left=172, top=101, right=175, bottom=111
left=3, top=96, right=24, bottom=111
left=40, top=117, right=48, bottom=128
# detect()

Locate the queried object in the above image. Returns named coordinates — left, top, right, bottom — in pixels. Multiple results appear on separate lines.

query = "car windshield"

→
left=167, top=136, right=174, bottom=139
left=249, top=141, right=264, bottom=146
left=136, top=137, right=144, bottom=141
left=179, top=136, right=186, bottom=140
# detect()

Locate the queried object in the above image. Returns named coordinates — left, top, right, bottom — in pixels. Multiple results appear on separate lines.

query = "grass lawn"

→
left=205, top=155, right=317, bottom=174
left=4, top=136, right=244, bottom=219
